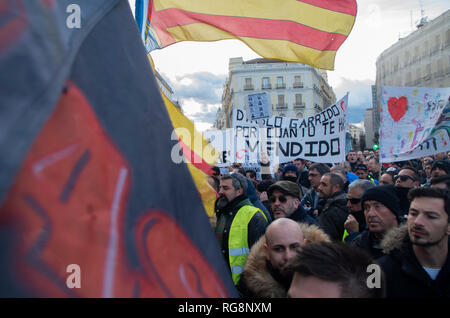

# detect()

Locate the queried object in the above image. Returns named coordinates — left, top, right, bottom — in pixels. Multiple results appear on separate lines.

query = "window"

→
left=277, top=94, right=285, bottom=108
left=244, top=78, right=253, bottom=90
left=262, top=77, right=271, bottom=89
left=295, top=94, right=304, bottom=108
left=276, top=76, right=285, bottom=89
left=293, top=75, right=303, bottom=88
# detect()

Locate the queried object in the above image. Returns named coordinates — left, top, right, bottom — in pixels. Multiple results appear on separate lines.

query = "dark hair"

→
left=323, top=172, right=345, bottom=191
left=245, top=169, right=257, bottom=179
left=309, top=163, right=331, bottom=176
left=257, top=179, right=275, bottom=193
left=400, top=165, right=420, bottom=181
left=208, top=175, right=220, bottom=192
left=221, top=173, right=248, bottom=193
left=285, top=242, right=385, bottom=298
left=294, top=158, right=306, bottom=164
left=430, top=175, right=450, bottom=190
left=408, top=187, right=450, bottom=220
left=211, top=166, right=221, bottom=176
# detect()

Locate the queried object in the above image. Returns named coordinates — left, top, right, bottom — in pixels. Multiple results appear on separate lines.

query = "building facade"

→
left=215, top=57, right=336, bottom=129
left=348, top=123, right=365, bottom=151
left=364, top=108, right=374, bottom=149
left=373, top=9, right=450, bottom=134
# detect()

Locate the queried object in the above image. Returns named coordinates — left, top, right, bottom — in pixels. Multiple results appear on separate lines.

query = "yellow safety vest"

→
left=228, top=205, right=267, bottom=285
left=342, top=229, right=350, bottom=242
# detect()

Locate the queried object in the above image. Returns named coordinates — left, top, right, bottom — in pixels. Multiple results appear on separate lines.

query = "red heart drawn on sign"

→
left=340, top=101, right=345, bottom=112
left=387, top=96, right=408, bottom=122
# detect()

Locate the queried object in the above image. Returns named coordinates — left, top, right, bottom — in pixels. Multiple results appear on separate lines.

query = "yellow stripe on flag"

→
left=154, top=0, right=355, bottom=35
left=148, top=55, right=218, bottom=218
left=167, top=24, right=337, bottom=69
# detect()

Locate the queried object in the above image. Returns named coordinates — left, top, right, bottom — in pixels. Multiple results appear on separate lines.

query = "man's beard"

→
left=216, top=195, right=229, bottom=209
left=410, top=226, right=448, bottom=247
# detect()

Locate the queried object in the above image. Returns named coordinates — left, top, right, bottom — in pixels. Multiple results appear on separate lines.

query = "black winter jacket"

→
left=317, top=191, right=349, bottom=241
left=378, top=225, right=450, bottom=298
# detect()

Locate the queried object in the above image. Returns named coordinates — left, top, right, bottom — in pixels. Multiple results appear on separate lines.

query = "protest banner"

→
left=379, top=86, right=450, bottom=163
left=205, top=95, right=348, bottom=165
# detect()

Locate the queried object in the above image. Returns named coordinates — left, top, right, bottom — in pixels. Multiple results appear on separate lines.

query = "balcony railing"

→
left=261, top=84, right=272, bottom=90
left=275, top=103, right=288, bottom=109
left=293, top=83, right=304, bottom=88
left=294, top=102, right=305, bottom=109
left=244, top=84, right=254, bottom=91
left=276, top=83, right=286, bottom=89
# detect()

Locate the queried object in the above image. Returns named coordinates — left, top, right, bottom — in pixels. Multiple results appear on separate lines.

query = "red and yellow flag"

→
left=136, top=0, right=357, bottom=70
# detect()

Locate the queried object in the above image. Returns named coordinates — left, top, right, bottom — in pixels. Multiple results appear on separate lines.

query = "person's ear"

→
left=293, top=198, right=300, bottom=209
left=263, top=243, right=270, bottom=261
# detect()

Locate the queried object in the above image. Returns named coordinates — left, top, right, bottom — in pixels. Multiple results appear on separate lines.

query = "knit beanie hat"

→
left=431, top=160, right=450, bottom=175
left=282, top=164, right=299, bottom=176
left=361, top=185, right=403, bottom=223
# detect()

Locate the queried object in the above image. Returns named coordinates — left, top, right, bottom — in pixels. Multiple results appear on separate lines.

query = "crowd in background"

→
left=207, top=150, right=450, bottom=298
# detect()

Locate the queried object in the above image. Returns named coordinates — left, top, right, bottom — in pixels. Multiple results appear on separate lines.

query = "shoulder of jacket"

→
left=380, top=224, right=409, bottom=254
left=299, top=223, right=331, bottom=243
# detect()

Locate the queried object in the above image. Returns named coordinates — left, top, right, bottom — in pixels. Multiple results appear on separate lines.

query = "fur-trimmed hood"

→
left=240, top=223, right=330, bottom=298
left=380, top=224, right=409, bottom=255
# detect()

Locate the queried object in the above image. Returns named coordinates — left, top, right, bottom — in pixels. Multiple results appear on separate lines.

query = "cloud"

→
left=333, top=78, right=374, bottom=124
left=160, top=72, right=226, bottom=131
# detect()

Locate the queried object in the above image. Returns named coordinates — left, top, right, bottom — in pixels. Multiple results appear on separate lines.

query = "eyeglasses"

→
left=270, top=195, right=288, bottom=203
left=394, top=175, right=415, bottom=182
left=347, top=198, right=361, bottom=204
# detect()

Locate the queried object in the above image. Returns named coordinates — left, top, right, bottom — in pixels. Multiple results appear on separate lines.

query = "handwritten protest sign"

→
left=205, top=95, right=348, bottom=165
left=379, top=86, right=450, bottom=163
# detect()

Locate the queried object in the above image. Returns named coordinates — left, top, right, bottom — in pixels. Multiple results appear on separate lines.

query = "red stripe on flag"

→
left=151, top=8, right=348, bottom=51
left=299, top=0, right=357, bottom=16
left=178, top=138, right=213, bottom=175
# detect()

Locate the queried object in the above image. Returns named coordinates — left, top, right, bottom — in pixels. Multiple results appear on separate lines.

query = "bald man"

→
left=238, top=218, right=330, bottom=297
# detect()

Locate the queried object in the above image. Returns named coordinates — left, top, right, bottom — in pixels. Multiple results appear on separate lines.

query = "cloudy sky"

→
left=129, top=0, right=449, bottom=131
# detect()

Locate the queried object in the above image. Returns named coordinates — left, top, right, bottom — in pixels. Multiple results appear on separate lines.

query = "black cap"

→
left=361, top=185, right=403, bottom=223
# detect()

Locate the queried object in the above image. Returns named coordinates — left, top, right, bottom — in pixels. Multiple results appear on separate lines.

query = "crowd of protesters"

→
left=208, top=150, right=450, bottom=298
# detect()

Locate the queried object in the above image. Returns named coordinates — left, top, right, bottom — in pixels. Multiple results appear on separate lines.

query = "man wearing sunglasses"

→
left=395, top=166, right=421, bottom=216
left=267, top=181, right=317, bottom=226
left=343, top=179, right=376, bottom=242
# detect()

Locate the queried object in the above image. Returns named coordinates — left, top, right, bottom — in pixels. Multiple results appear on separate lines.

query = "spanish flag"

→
left=136, top=0, right=357, bottom=70
left=0, top=0, right=235, bottom=297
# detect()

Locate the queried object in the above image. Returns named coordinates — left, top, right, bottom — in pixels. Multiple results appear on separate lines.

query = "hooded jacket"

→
left=246, top=178, right=272, bottom=223
left=317, top=191, right=349, bottom=241
left=377, top=224, right=450, bottom=298
left=215, top=194, right=268, bottom=270
left=238, top=223, right=330, bottom=298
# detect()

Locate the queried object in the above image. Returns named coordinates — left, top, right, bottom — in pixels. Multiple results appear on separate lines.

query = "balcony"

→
left=294, top=102, right=305, bottom=109
left=276, top=83, right=286, bottom=89
left=244, top=84, right=254, bottom=91
left=293, top=82, right=304, bottom=88
left=261, top=84, right=272, bottom=90
left=275, top=103, right=288, bottom=110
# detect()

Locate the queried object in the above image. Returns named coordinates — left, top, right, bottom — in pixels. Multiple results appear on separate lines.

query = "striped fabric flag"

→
left=135, top=0, right=357, bottom=70
left=146, top=55, right=219, bottom=219
left=0, top=0, right=236, bottom=297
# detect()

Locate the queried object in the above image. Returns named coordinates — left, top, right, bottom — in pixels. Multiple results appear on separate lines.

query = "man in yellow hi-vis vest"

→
left=215, top=173, right=268, bottom=285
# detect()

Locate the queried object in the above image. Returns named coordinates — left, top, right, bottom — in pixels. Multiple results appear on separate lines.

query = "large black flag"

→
left=0, top=0, right=236, bottom=297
